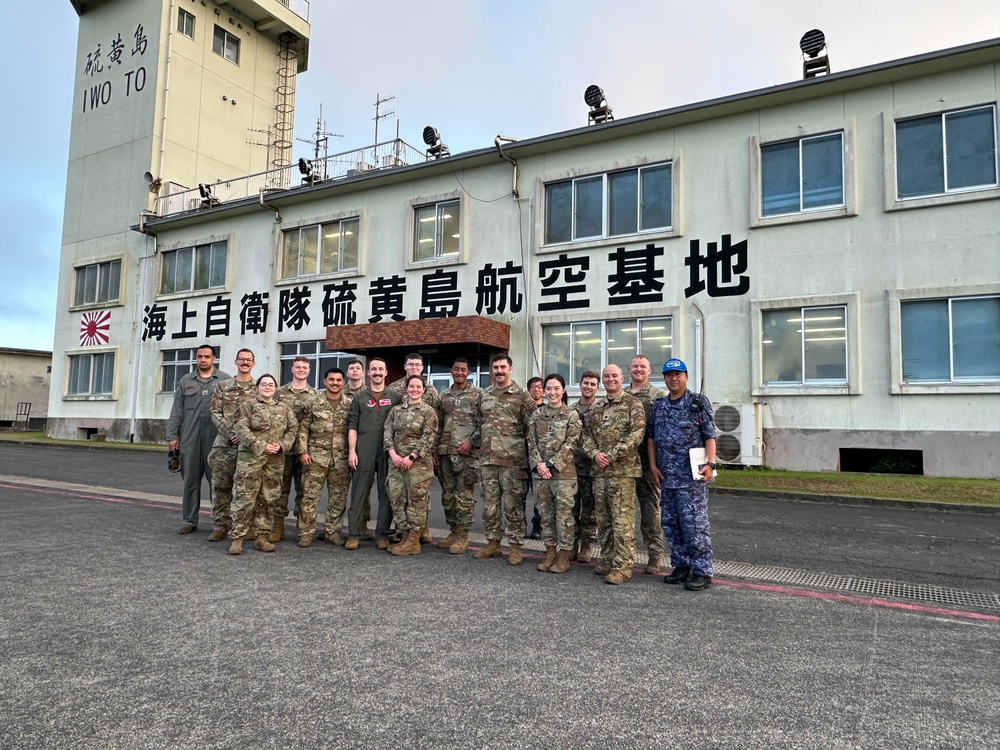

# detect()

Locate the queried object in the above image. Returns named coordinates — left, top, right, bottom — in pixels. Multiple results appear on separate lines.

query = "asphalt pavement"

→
left=1, top=442, right=998, bottom=749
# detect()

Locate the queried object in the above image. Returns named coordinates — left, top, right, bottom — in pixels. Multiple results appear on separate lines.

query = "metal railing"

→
left=154, top=139, right=426, bottom=217
left=278, top=0, right=310, bottom=21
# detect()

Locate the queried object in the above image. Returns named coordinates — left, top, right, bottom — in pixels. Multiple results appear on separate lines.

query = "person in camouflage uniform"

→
left=295, top=368, right=353, bottom=548
left=434, top=358, right=481, bottom=554
left=647, top=358, right=718, bottom=591
left=272, top=356, right=317, bottom=542
left=474, top=354, right=536, bottom=566
left=387, top=352, right=439, bottom=410
left=572, top=370, right=600, bottom=562
left=228, top=375, right=298, bottom=555
left=527, top=374, right=582, bottom=574
left=580, top=364, right=646, bottom=585
left=206, top=348, right=257, bottom=541
left=627, top=354, right=668, bottom=574
left=383, top=376, right=439, bottom=556
left=345, top=358, right=366, bottom=397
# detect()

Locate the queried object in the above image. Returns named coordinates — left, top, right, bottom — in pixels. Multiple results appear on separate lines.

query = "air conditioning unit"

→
left=711, top=403, right=763, bottom=466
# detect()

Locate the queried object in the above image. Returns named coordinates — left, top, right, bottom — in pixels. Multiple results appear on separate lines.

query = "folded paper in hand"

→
left=688, top=447, right=708, bottom=481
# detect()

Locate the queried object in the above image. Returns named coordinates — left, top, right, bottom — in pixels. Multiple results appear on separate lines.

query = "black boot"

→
left=528, top=515, right=542, bottom=540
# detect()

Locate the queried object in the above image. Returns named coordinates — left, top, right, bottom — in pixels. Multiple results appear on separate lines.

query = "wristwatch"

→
left=706, top=461, right=717, bottom=469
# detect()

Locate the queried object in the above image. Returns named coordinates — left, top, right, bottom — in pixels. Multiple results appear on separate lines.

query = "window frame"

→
left=65, top=350, right=117, bottom=399
left=72, top=258, right=123, bottom=308
left=158, top=238, right=229, bottom=298
left=888, top=284, right=1000, bottom=395
left=279, top=341, right=361, bottom=390
left=406, top=192, right=466, bottom=269
left=541, top=161, right=676, bottom=248
left=212, top=24, right=240, bottom=65
left=177, top=8, right=195, bottom=39
left=159, top=347, right=220, bottom=394
left=280, top=215, right=361, bottom=281
left=751, top=293, right=861, bottom=397
left=883, top=100, right=1000, bottom=212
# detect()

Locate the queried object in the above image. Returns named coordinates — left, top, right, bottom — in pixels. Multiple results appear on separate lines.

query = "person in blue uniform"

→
left=646, top=358, right=718, bottom=591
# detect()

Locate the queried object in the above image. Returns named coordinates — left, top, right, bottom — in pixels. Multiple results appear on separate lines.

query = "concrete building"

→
left=49, top=25, right=1000, bottom=477
left=0, top=349, right=52, bottom=430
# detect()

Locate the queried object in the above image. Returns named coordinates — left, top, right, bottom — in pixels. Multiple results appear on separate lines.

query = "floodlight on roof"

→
left=197, top=183, right=219, bottom=208
left=584, top=84, right=613, bottom=126
left=423, top=125, right=450, bottom=160
left=799, top=29, right=826, bottom=58
left=584, top=85, right=605, bottom=108
left=800, top=29, right=831, bottom=79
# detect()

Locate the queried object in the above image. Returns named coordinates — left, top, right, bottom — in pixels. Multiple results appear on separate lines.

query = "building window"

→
left=68, top=352, right=115, bottom=396
left=761, top=133, right=844, bottom=216
left=161, top=348, right=199, bottom=393
left=74, top=260, right=121, bottom=306
left=212, top=25, right=240, bottom=64
left=282, top=218, right=359, bottom=279
left=413, top=200, right=460, bottom=262
left=160, top=241, right=227, bottom=295
left=542, top=317, right=672, bottom=384
left=544, top=163, right=672, bottom=245
left=901, top=296, right=1000, bottom=383
left=177, top=8, right=195, bottom=38
left=762, top=306, right=848, bottom=385
left=896, top=105, right=998, bottom=199
left=279, top=342, right=360, bottom=389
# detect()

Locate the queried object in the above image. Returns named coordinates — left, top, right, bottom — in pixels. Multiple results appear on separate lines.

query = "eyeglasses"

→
left=236, top=358, right=254, bottom=364
left=259, top=382, right=276, bottom=389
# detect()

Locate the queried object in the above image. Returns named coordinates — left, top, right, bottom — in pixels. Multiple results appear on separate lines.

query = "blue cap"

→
left=662, top=358, right=688, bottom=374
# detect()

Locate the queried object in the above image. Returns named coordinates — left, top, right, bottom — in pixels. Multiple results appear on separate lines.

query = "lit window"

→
left=74, top=260, right=121, bottom=306
left=413, top=200, right=460, bottom=262
left=68, top=352, right=115, bottom=396
left=761, top=133, right=844, bottom=216
left=542, top=317, right=672, bottom=384
left=279, top=342, right=359, bottom=389
left=177, top=9, right=195, bottom=39
left=762, top=306, right=848, bottom=385
left=160, top=348, right=218, bottom=393
left=282, top=218, right=359, bottom=278
left=160, top=241, right=227, bottom=295
left=544, top=163, right=672, bottom=244
left=896, top=105, right=998, bottom=199
left=901, top=296, right=1000, bottom=382
left=212, top=25, right=240, bottom=64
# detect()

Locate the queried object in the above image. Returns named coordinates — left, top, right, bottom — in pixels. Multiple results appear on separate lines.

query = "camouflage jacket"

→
left=209, top=377, right=257, bottom=449
left=295, top=392, right=354, bottom=467
left=276, top=383, right=318, bottom=426
left=436, top=382, right=481, bottom=455
left=580, top=391, right=646, bottom=478
left=477, top=382, right=536, bottom=468
left=234, top=397, right=298, bottom=459
left=387, top=376, right=440, bottom=409
left=627, top=381, right=666, bottom=466
left=383, top=400, right=439, bottom=458
left=527, top=404, right=583, bottom=478
left=573, top=399, right=597, bottom=477
left=345, top=381, right=366, bottom=398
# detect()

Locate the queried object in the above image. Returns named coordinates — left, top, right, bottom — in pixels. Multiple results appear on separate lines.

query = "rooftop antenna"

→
left=296, top=104, right=342, bottom=177
left=247, top=127, right=275, bottom=171
left=373, top=93, right=395, bottom=146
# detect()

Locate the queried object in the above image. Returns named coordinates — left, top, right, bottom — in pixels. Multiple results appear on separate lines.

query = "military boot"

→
left=577, top=543, right=594, bottom=564
left=550, top=549, right=572, bottom=574
left=297, top=535, right=312, bottom=548
left=644, top=554, right=662, bottom=575
left=267, top=518, right=285, bottom=543
left=507, top=543, right=524, bottom=566
left=207, top=525, right=229, bottom=542
left=437, top=528, right=459, bottom=550
left=228, top=538, right=243, bottom=555
left=420, top=526, right=433, bottom=544
left=324, top=530, right=345, bottom=546
left=537, top=545, right=557, bottom=572
left=569, top=541, right=579, bottom=561
left=448, top=529, right=470, bottom=555
left=390, top=529, right=421, bottom=556
left=474, top=540, right=503, bottom=559
left=594, top=561, right=612, bottom=576
left=604, top=569, right=631, bottom=585
left=254, top=536, right=276, bottom=553
left=387, top=531, right=408, bottom=551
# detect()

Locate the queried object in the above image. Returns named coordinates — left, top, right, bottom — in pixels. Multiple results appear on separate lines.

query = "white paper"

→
left=689, top=447, right=708, bottom=481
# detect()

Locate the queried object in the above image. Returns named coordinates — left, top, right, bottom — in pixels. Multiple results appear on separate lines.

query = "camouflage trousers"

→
left=229, top=452, right=285, bottom=540
left=593, top=476, right=637, bottom=574
left=573, top=475, right=597, bottom=545
left=661, top=483, right=714, bottom=577
left=300, top=459, right=351, bottom=540
left=636, top=464, right=666, bottom=557
left=535, top=477, right=578, bottom=551
left=480, top=464, right=527, bottom=544
left=387, top=459, right=434, bottom=532
left=438, top=453, right=478, bottom=530
left=207, top=446, right=238, bottom=527
left=275, top=454, right=304, bottom=520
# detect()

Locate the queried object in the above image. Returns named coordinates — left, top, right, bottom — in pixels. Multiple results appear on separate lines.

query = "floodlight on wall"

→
left=143, top=171, right=162, bottom=194
left=800, top=29, right=831, bottom=78
left=423, top=126, right=450, bottom=160
left=585, top=85, right=613, bottom=126
left=198, top=183, right=220, bottom=208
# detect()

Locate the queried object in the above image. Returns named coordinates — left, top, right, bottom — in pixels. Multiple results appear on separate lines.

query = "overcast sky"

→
left=3, top=0, right=998, bottom=351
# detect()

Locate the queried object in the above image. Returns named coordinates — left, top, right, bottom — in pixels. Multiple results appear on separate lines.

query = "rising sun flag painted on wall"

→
left=80, top=310, right=111, bottom=346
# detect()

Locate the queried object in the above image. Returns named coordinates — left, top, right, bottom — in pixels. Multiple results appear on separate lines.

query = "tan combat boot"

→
left=569, top=541, right=579, bottom=561
left=207, top=525, right=229, bottom=542
left=437, top=529, right=459, bottom=550
left=537, top=545, right=557, bottom=572
left=267, top=518, right=285, bottom=543
left=297, top=535, right=312, bottom=548
left=387, top=531, right=409, bottom=551
left=508, top=543, right=523, bottom=566
left=228, top=538, right=243, bottom=555
left=550, top=549, right=572, bottom=574
left=420, top=526, right=433, bottom=544
left=577, top=543, right=594, bottom=564
left=390, top=529, right=421, bottom=556
left=474, top=540, right=503, bottom=559
left=325, top=530, right=345, bottom=546
left=594, top=561, right=612, bottom=576
left=448, top=529, right=470, bottom=555
left=644, top=554, right=662, bottom=575
left=254, top=536, right=276, bottom=553
left=604, top=569, right=631, bottom=585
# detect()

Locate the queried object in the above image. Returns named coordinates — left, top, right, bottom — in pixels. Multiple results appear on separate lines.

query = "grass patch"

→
left=714, top=468, right=999, bottom=506
left=0, top=431, right=164, bottom=452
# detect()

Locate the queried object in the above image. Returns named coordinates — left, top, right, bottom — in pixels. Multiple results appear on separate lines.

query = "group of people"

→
left=166, top=345, right=718, bottom=589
